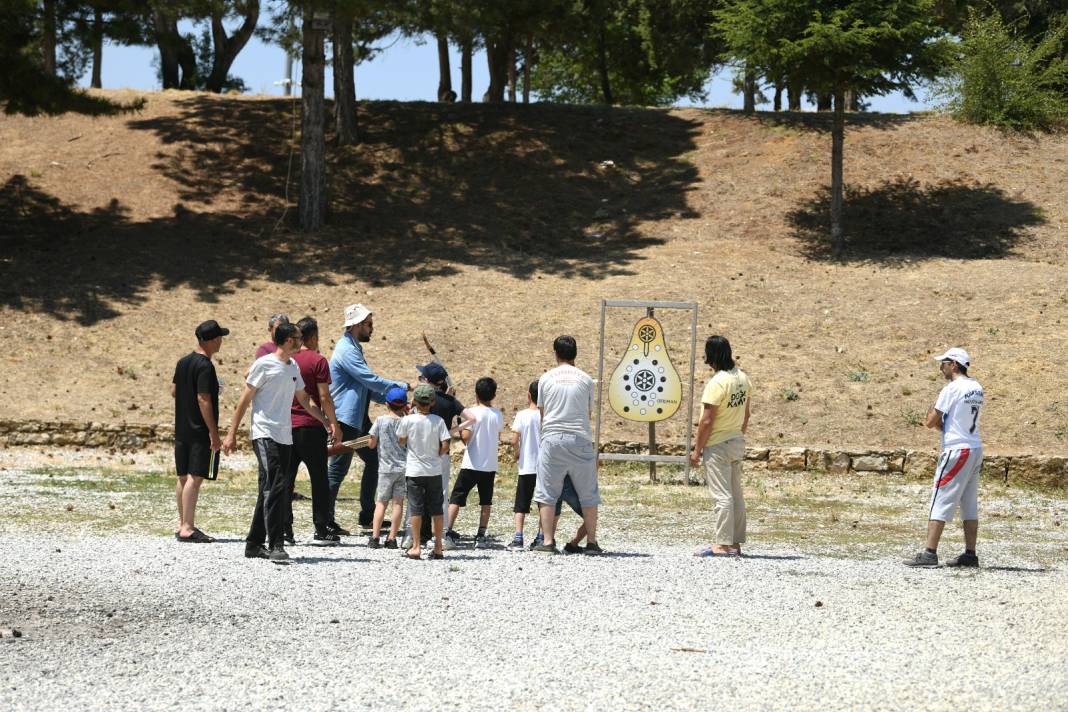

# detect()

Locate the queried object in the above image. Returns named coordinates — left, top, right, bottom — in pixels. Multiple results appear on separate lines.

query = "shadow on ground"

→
left=787, top=177, right=1046, bottom=263
left=0, top=98, right=702, bottom=325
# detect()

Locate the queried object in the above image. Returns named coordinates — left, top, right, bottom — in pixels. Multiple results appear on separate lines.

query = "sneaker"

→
left=383, top=538, right=399, bottom=549
left=563, top=542, right=584, bottom=554
left=583, top=542, right=603, bottom=556
left=445, top=529, right=461, bottom=544
left=401, top=535, right=414, bottom=550
left=529, top=534, right=544, bottom=551
left=268, top=545, right=290, bottom=564
left=946, top=552, right=979, bottom=568
left=327, top=523, right=350, bottom=537
left=532, top=543, right=558, bottom=554
left=244, top=544, right=269, bottom=559
left=443, top=537, right=457, bottom=551
left=903, top=550, right=939, bottom=567
left=474, top=534, right=489, bottom=549
left=284, top=533, right=297, bottom=546
left=310, top=532, right=340, bottom=547
left=507, top=537, right=525, bottom=551
left=367, top=536, right=380, bottom=549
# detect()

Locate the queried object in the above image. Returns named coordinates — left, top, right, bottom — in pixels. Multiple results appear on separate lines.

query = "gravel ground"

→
left=2, top=532, right=1066, bottom=711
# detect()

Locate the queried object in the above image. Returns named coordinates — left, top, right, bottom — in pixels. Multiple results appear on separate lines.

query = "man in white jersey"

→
left=532, top=335, right=602, bottom=555
left=904, top=347, right=984, bottom=568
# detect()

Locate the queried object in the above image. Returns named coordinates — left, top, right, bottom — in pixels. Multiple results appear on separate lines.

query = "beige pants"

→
left=703, top=436, right=746, bottom=545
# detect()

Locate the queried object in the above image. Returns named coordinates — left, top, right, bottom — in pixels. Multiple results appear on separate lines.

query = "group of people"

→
left=171, top=303, right=985, bottom=568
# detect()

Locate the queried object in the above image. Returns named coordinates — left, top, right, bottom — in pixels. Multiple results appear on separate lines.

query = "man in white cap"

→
left=905, top=347, right=985, bottom=568
left=327, top=303, right=409, bottom=532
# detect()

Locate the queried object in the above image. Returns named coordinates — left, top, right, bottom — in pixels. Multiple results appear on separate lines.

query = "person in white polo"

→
left=905, top=347, right=984, bottom=568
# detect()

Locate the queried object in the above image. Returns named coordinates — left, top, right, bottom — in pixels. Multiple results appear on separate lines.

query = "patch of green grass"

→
left=847, top=369, right=870, bottom=383
left=781, top=388, right=800, bottom=402
left=902, top=410, right=924, bottom=427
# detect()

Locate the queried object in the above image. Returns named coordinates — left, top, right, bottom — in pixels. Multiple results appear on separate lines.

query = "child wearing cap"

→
left=367, top=386, right=410, bottom=549
left=397, top=384, right=451, bottom=559
left=507, top=380, right=541, bottom=550
left=446, top=377, right=504, bottom=548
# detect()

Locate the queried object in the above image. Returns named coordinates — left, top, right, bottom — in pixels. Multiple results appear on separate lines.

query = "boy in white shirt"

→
left=446, top=377, right=504, bottom=548
left=398, top=384, right=451, bottom=560
left=508, top=380, right=541, bottom=550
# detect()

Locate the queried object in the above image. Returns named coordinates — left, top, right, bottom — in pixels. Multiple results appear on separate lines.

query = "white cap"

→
left=933, top=347, right=970, bottom=368
left=343, top=303, right=372, bottom=328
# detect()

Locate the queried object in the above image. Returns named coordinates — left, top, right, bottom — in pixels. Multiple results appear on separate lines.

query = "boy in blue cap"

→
left=367, top=385, right=410, bottom=548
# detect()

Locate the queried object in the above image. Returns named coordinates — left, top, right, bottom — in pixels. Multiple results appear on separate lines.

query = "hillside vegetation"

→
left=1, top=90, right=1066, bottom=454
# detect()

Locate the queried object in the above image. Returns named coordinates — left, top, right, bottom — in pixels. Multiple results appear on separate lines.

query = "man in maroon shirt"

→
left=286, top=316, right=343, bottom=545
left=255, top=313, right=289, bottom=360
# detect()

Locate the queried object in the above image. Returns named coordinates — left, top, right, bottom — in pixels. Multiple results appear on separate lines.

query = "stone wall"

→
left=1, top=420, right=1064, bottom=488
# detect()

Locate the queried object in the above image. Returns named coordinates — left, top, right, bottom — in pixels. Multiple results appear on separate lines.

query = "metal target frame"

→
left=594, top=299, right=699, bottom=483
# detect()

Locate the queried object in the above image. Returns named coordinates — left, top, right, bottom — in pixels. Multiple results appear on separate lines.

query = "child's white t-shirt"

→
left=511, top=408, right=541, bottom=475
left=934, top=376, right=984, bottom=450
left=460, top=405, right=503, bottom=472
left=397, top=412, right=450, bottom=477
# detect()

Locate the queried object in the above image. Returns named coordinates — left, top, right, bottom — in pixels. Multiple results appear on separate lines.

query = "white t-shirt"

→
left=538, top=364, right=594, bottom=440
left=397, top=412, right=450, bottom=477
left=934, top=376, right=984, bottom=450
left=369, top=414, right=406, bottom=473
left=511, top=408, right=541, bottom=475
left=460, top=405, right=503, bottom=472
left=247, top=354, right=302, bottom=445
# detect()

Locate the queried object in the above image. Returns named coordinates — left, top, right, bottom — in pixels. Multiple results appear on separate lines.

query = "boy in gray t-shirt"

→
left=367, top=387, right=409, bottom=549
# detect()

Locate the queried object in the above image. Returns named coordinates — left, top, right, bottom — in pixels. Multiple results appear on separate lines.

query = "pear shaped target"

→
left=608, top=316, right=682, bottom=422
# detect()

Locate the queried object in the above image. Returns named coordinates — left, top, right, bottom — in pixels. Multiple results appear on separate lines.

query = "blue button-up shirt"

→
left=329, top=332, right=405, bottom=428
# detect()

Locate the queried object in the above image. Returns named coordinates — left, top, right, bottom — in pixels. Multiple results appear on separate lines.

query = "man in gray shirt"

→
left=532, top=335, right=602, bottom=555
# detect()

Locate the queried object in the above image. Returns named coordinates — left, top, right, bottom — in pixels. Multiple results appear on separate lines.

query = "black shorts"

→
left=407, top=475, right=444, bottom=517
left=513, top=473, right=537, bottom=513
left=449, top=468, right=496, bottom=507
left=175, top=439, right=211, bottom=477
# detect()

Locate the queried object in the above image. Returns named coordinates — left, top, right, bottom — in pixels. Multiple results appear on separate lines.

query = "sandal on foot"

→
left=177, top=529, right=215, bottom=543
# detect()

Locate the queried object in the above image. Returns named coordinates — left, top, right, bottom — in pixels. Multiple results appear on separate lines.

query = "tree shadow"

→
left=746, top=108, right=923, bottom=134
left=786, top=177, right=1046, bottom=264
left=0, top=97, right=702, bottom=325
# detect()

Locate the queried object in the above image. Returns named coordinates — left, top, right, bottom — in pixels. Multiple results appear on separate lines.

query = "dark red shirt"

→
left=255, top=341, right=276, bottom=359
left=291, top=348, right=331, bottom=429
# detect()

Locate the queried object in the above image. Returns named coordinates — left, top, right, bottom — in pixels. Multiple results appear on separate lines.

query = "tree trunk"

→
left=817, top=91, right=832, bottom=111
left=830, top=88, right=846, bottom=257
left=773, top=81, right=782, bottom=112
left=42, top=0, right=57, bottom=76
left=300, top=9, right=327, bottom=232
left=507, top=46, right=517, bottom=102
left=483, top=37, right=511, bottom=103
left=90, top=8, right=103, bottom=89
left=596, top=18, right=613, bottom=105
left=332, top=17, right=357, bottom=145
left=153, top=9, right=180, bottom=89
left=177, top=39, right=198, bottom=89
left=743, top=65, right=756, bottom=114
left=522, top=34, right=532, bottom=104
left=787, top=79, right=801, bottom=110
left=460, top=37, right=472, bottom=102
left=435, top=33, right=452, bottom=101
left=848, top=90, right=860, bottom=111
left=205, top=0, right=259, bottom=93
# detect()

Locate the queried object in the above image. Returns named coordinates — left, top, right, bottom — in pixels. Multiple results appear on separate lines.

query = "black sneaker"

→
left=244, top=544, right=269, bottom=559
left=383, top=538, right=399, bottom=549
left=903, top=550, right=939, bottom=567
left=563, top=542, right=584, bottom=554
left=367, top=536, right=381, bottom=549
left=268, top=545, right=290, bottom=564
left=583, top=542, right=603, bottom=556
left=327, top=523, right=350, bottom=537
left=532, top=543, right=558, bottom=554
left=311, top=532, right=340, bottom=547
left=284, top=533, right=297, bottom=546
left=946, top=552, right=979, bottom=568
left=445, top=529, right=461, bottom=543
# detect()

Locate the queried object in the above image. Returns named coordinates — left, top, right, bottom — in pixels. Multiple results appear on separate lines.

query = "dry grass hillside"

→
left=1, top=89, right=1066, bottom=455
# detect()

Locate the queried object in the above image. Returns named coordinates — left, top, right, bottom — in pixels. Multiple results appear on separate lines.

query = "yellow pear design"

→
left=608, top=316, right=683, bottom=422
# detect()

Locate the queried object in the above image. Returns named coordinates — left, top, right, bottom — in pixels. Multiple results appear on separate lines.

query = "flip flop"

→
left=177, top=529, right=216, bottom=543
left=430, top=552, right=444, bottom=560
left=403, top=551, right=422, bottom=560
left=694, top=546, right=738, bottom=558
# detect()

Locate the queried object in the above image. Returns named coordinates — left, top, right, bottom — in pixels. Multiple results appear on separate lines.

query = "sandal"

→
left=430, top=552, right=444, bottom=560
left=177, top=529, right=216, bottom=543
left=403, top=551, right=422, bottom=560
left=694, top=546, right=737, bottom=558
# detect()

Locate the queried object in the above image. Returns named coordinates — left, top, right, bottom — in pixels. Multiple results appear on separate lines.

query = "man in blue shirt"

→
left=327, top=303, right=409, bottom=531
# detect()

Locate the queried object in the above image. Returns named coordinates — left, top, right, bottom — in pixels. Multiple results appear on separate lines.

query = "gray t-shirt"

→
left=247, top=354, right=302, bottom=445
left=397, top=412, right=450, bottom=477
left=538, top=364, right=594, bottom=441
left=370, top=414, right=406, bottom=473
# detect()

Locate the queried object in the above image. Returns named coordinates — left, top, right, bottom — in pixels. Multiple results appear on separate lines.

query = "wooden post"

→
left=647, top=307, right=657, bottom=483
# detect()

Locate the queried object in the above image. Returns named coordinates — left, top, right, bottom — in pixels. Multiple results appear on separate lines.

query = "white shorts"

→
left=928, top=447, right=982, bottom=522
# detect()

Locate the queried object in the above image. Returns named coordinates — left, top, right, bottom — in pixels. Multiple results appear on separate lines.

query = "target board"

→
left=607, top=316, right=683, bottom=422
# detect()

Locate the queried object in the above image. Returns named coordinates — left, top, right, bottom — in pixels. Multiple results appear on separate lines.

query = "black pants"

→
left=247, top=438, right=291, bottom=549
left=287, top=426, right=331, bottom=536
left=326, top=418, right=379, bottom=526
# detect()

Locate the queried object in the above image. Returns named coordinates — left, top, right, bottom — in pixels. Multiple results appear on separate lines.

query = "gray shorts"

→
left=534, top=432, right=600, bottom=508
left=376, top=470, right=406, bottom=502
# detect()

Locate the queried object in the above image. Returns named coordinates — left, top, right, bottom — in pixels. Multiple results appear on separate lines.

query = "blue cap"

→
left=416, top=362, right=448, bottom=385
left=385, top=386, right=408, bottom=405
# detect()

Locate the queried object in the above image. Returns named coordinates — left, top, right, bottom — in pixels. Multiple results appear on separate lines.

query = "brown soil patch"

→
left=1, top=90, right=1066, bottom=455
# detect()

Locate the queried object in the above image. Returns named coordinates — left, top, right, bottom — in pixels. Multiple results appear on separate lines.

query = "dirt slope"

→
left=1, top=89, right=1066, bottom=455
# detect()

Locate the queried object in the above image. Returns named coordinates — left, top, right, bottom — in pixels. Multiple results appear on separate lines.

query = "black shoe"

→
left=445, top=529, right=461, bottom=543
left=583, top=542, right=603, bottom=556
left=284, top=533, right=297, bottom=546
left=946, top=552, right=979, bottom=568
left=244, top=544, right=269, bottom=559
left=311, top=532, right=340, bottom=547
left=383, top=538, right=398, bottom=549
left=367, top=536, right=381, bottom=549
left=268, top=545, right=290, bottom=564
left=563, top=542, right=584, bottom=554
left=328, top=523, right=350, bottom=536
left=532, top=543, right=558, bottom=554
